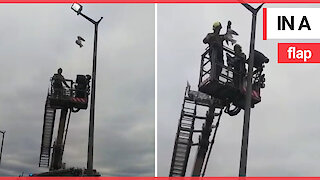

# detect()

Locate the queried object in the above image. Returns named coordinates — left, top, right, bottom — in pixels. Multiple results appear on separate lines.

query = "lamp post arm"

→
left=79, top=12, right=103, bottom=25
left=241, top=3, right=255, bottom=13
left=79, top=12, right=97, bottom=24
left=241, top=3, right=264, bottom=14
left=97, top=17, right=103, bottom=24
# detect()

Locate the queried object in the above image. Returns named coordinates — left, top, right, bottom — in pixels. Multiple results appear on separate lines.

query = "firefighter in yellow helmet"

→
left=203, top=21, right=223, bottom=46
left=203, top=21, right=225, bottom=79
left=203, top=21, right=238, bottom=79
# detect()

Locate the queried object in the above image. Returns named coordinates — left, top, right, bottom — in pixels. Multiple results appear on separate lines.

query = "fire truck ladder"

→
left=169, top=86, right=210, bottom=177
left=169, top=90, right=196, bottom=176
left=39, top=98, right=56, bottom=167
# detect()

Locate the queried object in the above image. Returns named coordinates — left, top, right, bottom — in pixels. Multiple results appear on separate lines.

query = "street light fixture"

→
left=71, top=3, right=82, bottom=15
left=71, top=3, right=103, bottom=176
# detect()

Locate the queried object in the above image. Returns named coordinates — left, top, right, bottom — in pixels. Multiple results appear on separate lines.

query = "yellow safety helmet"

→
left=213, top=21, right=222, bottom=29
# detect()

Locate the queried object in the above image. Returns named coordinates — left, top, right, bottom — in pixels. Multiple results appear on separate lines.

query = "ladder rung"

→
left=195, top=115, right=206, bottom=120
left=183, top=107, right=195, bottom=110
left=184, top=113, right=194, bottom=118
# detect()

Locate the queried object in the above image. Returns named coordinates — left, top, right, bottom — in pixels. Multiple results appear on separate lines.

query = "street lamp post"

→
left=239, top=3, right=263, bottom=177
left=0, top=131, right=5, bottom=164
left=71, top=3, right=103, bottom=175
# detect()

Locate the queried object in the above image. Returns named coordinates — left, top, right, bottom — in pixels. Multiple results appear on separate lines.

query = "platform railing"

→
left=199, top=46, right=246, bottom=90
left=49, top=78, right=89, bottom=99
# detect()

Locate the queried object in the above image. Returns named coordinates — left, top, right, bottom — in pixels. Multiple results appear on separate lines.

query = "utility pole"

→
left=239, top=3, right=264, bottom=177
left=71, top=3, right=103, bottom=175
left=0, top=130, right=5, bottom=164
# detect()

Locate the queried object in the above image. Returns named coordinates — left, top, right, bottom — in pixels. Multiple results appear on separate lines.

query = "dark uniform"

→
left=227, top=44, right=247, bottom=89
left=232, top=53, right=246, bottom=89
left=75, top=75, right=88, bottom=98
left=227, top=44, right=246, bottom=89
left=203, top=23, right=225, bottom=79
left=52, top=70, right=70, bottom=96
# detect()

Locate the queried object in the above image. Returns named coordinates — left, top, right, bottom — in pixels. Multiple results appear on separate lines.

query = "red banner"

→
left=3, top=177, right=320, bottom=179
left=3, top=0, right=320, bottom=3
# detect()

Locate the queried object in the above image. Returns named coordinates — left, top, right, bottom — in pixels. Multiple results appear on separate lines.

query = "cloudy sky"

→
left=158, top=3, right=320, bottom=177
left=0, top=4, right=155, bottom=176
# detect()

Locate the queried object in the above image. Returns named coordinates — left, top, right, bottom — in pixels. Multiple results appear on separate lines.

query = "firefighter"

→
left=52, top=68, right=70, bottom=96
left=227, top=44, right=246, bottom=89
left=203, top=21, right=224, bottom=78
left=75, top=75, right=91, bottom=98
left=203, top=21, right=238, bottom=79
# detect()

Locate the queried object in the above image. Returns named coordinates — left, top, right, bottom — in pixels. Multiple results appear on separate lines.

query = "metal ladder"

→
left=39, top=97, right=56, bottom=167
left=169, top=92, right=197, bottom=177
left=169, top=83, right=213, bottom=177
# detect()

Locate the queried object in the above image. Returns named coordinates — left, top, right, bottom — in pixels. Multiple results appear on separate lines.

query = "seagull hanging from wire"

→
left=75, top=36, right=85, bottom=48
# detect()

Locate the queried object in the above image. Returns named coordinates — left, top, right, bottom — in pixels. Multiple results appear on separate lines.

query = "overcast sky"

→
left=158, top=3, right=320, bottom=177
left=0, top=4, right=155, bottom=176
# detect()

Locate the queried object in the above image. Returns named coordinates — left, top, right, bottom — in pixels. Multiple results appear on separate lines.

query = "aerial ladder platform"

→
left=169, top=44, right=268, bottom=177
left=35, top=74, right=99, bottom=176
